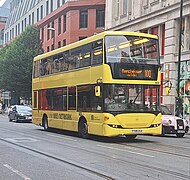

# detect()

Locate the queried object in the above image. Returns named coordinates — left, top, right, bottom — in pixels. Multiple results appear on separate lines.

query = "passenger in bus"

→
left=128, top=100, right=135, bottom=109
left=120, top=51, right=132, bottom=63
left=46, top=61, right=52, bottom=74
left=60, top=60, right=69, bottom=71
left=105, top=94, right=115, bottom=104
left=39, top=63, right=45, bottom=76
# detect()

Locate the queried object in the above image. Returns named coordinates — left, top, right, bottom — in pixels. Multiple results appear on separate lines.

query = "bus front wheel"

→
left=125, top=135, right=137, bottom=140
left=78, top=119, right=88, bottom=138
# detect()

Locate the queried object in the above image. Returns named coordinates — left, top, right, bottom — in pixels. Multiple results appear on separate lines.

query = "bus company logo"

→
left=53, top=113, right=72, bottom=120
left=121, top=69, right=142, bottom=77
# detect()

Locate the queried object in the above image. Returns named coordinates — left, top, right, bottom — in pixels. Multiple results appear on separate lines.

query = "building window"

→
left=41, top=5, right=43, bottom=19
left=47, top=24, right=50, bottom=40
left=10, top=29, right=12, bottom=39
left=29, top=14, right=31, bottom=25
left=24, top=18, right=26, bottom=28
left=115, top=0, right=120, bottom=18
left=7, top=32, right=9, bottom=41
left=15, top=25, right=17, bottom=36
left=41, top=27, right=44, bottom=42
left=122, top=0, right=127, bottom=15
left=80, top=11, right=88, bottom=28
left=58, top=41, right=61, bottom=48
left=143, top=0, right=149, bottom=7
left=5, top=34, right=6, bottom=43
left=161, top=24, right=165, bottom=56
left=18, top=23, right=20, bottom=35
left=51, top=21, right=55, bottom=39
left=50, top=0, right=53, bottom=12
left=47, top=46, right=50, bottom=52
left=12, top=28, right=14, bottom=38
left=46, top=0, right=49, bottom=15
left=63, top=14, right=66, bottom=32
left=96, top=10, right=105, bottom=28
left=21, top=20, right=24, bottom=31
left=51, top=44, right=54, bottom=50
left=63, top=39, right=66, bottom=46
left=58, top=17, right=61, bottom=35
left=32, top=12, right=34, bottom=24
left=79, top=37, right=87, bottom=40
left=57, top=0, right=60, bottom=8
left=37, top=8, right=39, bottom=22
left=62, top=0, right=65, bottom=4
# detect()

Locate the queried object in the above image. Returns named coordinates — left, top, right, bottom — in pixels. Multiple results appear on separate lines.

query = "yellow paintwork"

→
left=32, top=110, right=162, bottom=137
left=32, top=31, right=162, bottom=137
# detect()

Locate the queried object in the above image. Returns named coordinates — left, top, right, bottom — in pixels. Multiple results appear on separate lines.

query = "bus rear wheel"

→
left=125, top=135, right=137, bottom=140
left=78, top=119, right=88, bottom=138
left=43, top=116, right=49, bottom=131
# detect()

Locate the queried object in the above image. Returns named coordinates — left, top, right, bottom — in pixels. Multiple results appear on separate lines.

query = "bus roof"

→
left=34, top=31, right=158, bottom=61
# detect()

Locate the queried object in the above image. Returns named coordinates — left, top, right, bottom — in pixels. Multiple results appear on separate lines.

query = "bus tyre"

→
left=125, top=135, right=137, bottom=140
left=78, top=119, right=88, bottom=138
left=43, top=116, right=49, bottom=131
left=176, top=133, right=185, bottom=138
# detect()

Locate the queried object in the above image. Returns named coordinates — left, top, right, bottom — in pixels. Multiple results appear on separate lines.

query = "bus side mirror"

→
left=165, top=86, right=170, bottom=95
left=95, top=86, right=101, bottom=97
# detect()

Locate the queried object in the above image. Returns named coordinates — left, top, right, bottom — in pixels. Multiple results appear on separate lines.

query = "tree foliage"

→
left=0, top=26, right=43, bottom=98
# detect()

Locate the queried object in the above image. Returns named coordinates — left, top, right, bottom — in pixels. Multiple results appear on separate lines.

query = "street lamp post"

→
left=47, top=27, right=56, bottom=50
left=176, top=0, right=183, bottom=116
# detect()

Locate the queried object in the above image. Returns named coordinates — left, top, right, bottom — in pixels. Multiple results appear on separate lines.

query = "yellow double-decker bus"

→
left=32, top=31, right=162, bottom=139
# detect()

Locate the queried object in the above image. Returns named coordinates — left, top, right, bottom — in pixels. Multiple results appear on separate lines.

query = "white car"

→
left=160, top=104, right=189, bottom=137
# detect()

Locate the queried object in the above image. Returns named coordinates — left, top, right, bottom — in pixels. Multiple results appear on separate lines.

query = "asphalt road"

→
left=0, top=114, right=189, bottom=180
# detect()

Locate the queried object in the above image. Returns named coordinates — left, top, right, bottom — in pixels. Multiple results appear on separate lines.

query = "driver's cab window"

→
left=104, top=84, right=160, bottom=112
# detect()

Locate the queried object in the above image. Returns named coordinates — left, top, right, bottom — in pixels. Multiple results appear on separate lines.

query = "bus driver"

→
left=105, top=94, right=115, bottom=104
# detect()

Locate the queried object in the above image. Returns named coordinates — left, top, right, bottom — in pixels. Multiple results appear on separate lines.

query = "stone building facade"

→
left=105, top=0, right=190, bottom=120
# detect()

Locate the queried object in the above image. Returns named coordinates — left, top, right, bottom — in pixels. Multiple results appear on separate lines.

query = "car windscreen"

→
left=17, top=106, right=32, bottom=112
left=161, top=105, right=172, bottom=115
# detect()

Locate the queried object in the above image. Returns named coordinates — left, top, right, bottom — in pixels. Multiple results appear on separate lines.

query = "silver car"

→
left=8, top=105, right=32, bottom=122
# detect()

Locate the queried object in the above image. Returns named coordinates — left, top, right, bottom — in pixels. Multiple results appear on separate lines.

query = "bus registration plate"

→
left=177, top=130, right=185, bottom=133
left=132, top=129, right=143, bottom=133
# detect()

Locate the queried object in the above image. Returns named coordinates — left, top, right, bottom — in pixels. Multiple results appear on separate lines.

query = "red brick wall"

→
left=36, top=0, right=105, bottom=52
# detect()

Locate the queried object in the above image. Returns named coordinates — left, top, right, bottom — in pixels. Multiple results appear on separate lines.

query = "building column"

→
left=163, top=19, right=176, bottom=113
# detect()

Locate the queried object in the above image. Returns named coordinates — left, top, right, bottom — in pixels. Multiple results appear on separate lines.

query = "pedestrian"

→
left=2, top=103, right=6, bottom=114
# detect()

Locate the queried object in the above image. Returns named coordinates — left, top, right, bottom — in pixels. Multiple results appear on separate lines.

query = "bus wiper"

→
left=133, top=90, right=141, bottom=103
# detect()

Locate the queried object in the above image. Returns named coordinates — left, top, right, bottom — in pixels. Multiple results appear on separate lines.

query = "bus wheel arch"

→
left=42, top=114, right=49, bottom=131
left=78, top=117, right=88, bottom=138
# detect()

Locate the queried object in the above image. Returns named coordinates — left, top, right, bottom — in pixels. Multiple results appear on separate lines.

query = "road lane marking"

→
left=46, top=133, right=77, bottom=141
left=3, top=164, right=31, bottom=180
left=4, top=138, right=38, bottom=143
left=97, top=144, right=154, bottom=158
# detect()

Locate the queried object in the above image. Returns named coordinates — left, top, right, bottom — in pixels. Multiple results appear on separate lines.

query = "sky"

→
left=0, top=0, right=6, bottom=7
